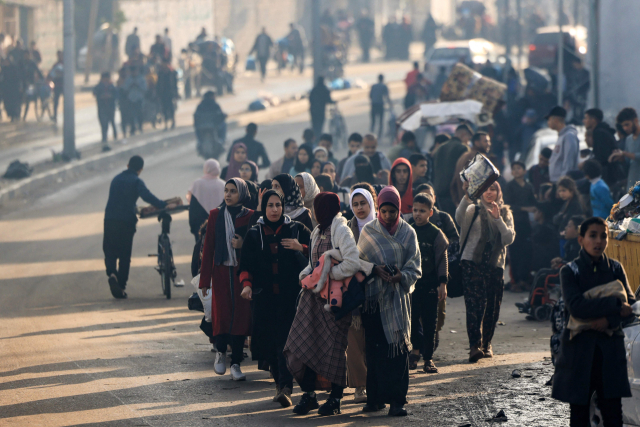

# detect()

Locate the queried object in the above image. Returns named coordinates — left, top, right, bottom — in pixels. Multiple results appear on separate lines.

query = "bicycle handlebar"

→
left=139, top=205, right=189, bottom=219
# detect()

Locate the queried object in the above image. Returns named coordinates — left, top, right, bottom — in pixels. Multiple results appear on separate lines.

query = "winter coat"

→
left=238, top=217, right=310, bottom=361
left=300, top=213, right=364, bottom=282
left=552, top=250, right=635, bottom=404
left=198, top=207, right=254, bottom=337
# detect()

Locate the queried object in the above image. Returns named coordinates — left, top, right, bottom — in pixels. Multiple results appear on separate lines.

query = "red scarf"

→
left=389, top=157, right=414, bottom=214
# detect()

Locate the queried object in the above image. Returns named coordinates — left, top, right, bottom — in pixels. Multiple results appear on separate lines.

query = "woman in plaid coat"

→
left=284, top=192, right=367, bottom=417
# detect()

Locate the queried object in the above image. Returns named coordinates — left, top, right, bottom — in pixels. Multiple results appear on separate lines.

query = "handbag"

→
left=447, top=205, right=480, bottom=298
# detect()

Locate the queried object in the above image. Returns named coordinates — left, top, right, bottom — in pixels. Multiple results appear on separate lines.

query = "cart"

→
left=606, top=231, right=640, bottom=294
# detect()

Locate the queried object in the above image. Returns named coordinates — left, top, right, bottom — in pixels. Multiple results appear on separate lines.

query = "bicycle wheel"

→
left=161, top=248, right=172, bottom=299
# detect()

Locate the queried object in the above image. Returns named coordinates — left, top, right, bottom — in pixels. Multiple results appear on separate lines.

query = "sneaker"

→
left=214, top=351, right=226, bottom=375
left=272, top=385, right=281, bottom=402
left=388, top=403, right=407, bottom=417
left=483, top=344, right=493, bottom=358
left=276, top=387, right=292, bottom=407
left=318, top=397, right=341, bottom=416
left=292, top=392, right=319, bottom=415
left=108, top=274, right=125, bottom=299
left=353, top=387, right=367, bottom=403
left=230, top=364, right=246, bottom=381
left=362, top=403, right=386, bottom=412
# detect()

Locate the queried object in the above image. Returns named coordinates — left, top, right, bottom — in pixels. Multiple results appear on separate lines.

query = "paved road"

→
left=0, top=88, right=568, bottom=426
left=0, top=59, right=413, bottom=175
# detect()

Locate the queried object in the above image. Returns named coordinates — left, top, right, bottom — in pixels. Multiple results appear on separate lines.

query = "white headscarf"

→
left=350, top=188, right=376, bottom=232
left=188, top=159, right=225, bottom=212
left=296, top=172, right=320, bottom=210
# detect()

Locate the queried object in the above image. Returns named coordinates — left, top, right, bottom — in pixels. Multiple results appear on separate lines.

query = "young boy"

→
left=504, top=161, right=537, bottom=291
left=517, top=215, right=584, bottom=319
left=552, top=217, right=635, bottom=425
left=318, top=133, right=338, bottom=165
left=409, top=193, right=449, bottom=373
left=410, top=153, right=430, bottom=189
left=414, top=183, right=459, bottom=351
left=582, top=159, right=614, bottom=219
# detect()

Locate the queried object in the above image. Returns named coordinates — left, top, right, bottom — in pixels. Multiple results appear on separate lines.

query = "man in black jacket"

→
left=583, top=108, right=621, bottom=187
left=227, top=123, right=270, bottom=169
left=309, top=76, right=334, bottom=139
left=103, top=156, right=171, bottom=298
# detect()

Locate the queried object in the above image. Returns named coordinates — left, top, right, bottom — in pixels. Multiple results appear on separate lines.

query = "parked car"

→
left=424, top=38, right=497, bottom=81
left=528, top=25, right=587, bottom=70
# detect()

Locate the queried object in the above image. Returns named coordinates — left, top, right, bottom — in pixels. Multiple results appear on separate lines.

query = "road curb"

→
left=0, top=80, right=403, bottom=208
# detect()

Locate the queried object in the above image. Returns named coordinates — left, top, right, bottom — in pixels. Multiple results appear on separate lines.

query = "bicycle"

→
left=141, top=205, right=189, bottom=299
left=328, top=102, right=348, bottom=150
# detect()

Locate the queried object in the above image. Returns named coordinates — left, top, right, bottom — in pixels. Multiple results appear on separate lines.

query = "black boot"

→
left=318, top=397, right=341, bottom=416
left=388, top=402, right=407, bottom=417
left=292, top=392, right=319, bottom=415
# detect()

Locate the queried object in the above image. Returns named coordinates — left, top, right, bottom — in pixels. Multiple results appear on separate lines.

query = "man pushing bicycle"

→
left=103, top=155, right=175, bottom=299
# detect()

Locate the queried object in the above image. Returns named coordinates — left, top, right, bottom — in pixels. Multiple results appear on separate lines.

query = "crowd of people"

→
left=102, top=87, right=640, bottom=422
left=0, top=38, right=62, bottom=123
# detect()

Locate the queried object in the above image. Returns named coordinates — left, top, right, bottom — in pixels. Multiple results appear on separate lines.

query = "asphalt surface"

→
left=0, top=78, right=569, bottom=426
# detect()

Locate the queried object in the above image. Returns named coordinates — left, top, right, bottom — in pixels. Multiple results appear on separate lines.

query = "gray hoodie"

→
left=549, top=125, right=579, bottom=182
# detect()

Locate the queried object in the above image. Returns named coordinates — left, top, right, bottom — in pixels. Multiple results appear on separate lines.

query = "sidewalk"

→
left=0, top=58, right=414, bottom=176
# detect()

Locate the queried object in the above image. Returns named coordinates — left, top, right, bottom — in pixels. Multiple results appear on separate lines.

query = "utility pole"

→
left=311, top=0, right=322, bottom=84
left=63, top=0, right=76, bottom=160
left=557, top=0, right=564, bottom=106
left=83, top=0, right=98, bottom=83
left=588, top=0, right=599, bottom=108
left=516, top=0, right=522, bottom=71
left=504, top=0, right=511, bottom=62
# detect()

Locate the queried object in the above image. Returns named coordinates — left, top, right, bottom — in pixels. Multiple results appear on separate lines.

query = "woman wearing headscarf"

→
left=456, top=180, right=515, bottom=363
left=199, top=178, right=255, bottom=381
left=239, top=160, right=259, bottom=183
left=346, top=186, right=377, bottom=404
left=290, top=143, right=314, bottom=175
left=295, top=172, right=320, bottom=210
left=340, top=155, right=386, bottom=190
left=313, top=146, right=329, bottom=163
left=284, top=192, right=367, bottom=417
left=271, top=173, right=313, bottom=230
left=238, top=190, right=311, bottom=408
left=187, top=159, right=225, bottom=240
left=221, top=142, right=248, bottom=180
left=357, top=186, right=421, bottom=417
left=310, top=159, right=323, bottom=177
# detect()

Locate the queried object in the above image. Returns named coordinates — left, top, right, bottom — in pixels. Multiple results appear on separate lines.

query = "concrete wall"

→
left=597, top=0, right=640, bottom=120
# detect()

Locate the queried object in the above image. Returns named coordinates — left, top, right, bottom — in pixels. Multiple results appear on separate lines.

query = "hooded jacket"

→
left=389, top=158, right=414, bottom=214
left=549, top=125, right=579, bottom=182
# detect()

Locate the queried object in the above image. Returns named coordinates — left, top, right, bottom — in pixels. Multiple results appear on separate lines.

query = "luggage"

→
left=440, top=63, right=506, bottom=114
left=460, top=153, right=500, bottom=199
left=245, top=55, right=256, bottom=71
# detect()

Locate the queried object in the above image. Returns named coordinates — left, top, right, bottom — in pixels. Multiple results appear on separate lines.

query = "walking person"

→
left=271, top=173, right=314, bottom=230
left=123, top=66, right=147, bottom=135
left=456, top=180, right=515, bottom=362
left=221, top=142, right=247, bottom=180
left=239, top=189, right=311, bottom=407
left=186, top=159, right=225, bottom=241
left=357, top=186, right=421, bottom=416
left=0, top=57, right=23, bottom=122
left=250, top=27, right=273, bottom=82
left=125, top=27, right=140, bottom=59
left=356, top=9, right=375, bottom=62
left=284, top=192, right=364, bottom=416
left=309, top=76, right=334, bottom=138
left=228, top=123, right=271, bottom=169
left=369, top=74, right=390, bottom=140
left=47, top=50, right=64, bottom=123
left=552, top=217, right=636, bottom=426
left=266, top=138, right=298, bottom=179
left=156, top=60, right=178, bottom=130
left=199, top=178, right=255, bottom=381
left=294, top=172, right=320, bottom=211
left=346, top=186, right=377, bottom=403
left=103, top=156, right=170, bottom=299
left=408, top=193, right=448, bottom=373
left=93, top=72, right=118, bottom=150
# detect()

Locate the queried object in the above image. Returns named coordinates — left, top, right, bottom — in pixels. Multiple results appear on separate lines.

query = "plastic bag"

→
left=191, top=274, right=212, bottom=322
